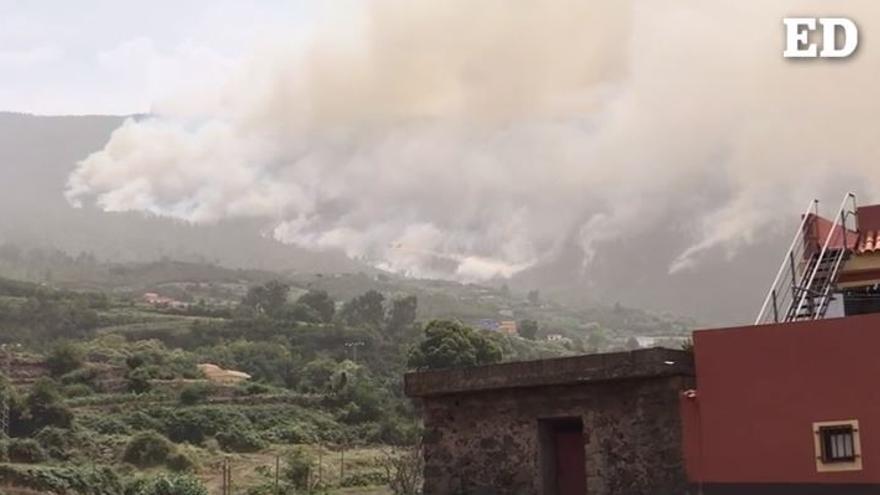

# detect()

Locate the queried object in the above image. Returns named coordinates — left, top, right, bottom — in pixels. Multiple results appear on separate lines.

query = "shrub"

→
left=16, top=378, right=73, bottom=435
left=382, top=445, right=424, bottom=495
left=341, top=471, right=388, bottom=487
left=84, top=415, right=131, bottom=435
left=281, top=448, right=313, bottom=489
left=125, top=473, right=207, bottom=495
left=63, top=383, right=95, bottom=398
left=35, top=426, right=75, bottom=460
left=122, top=432, right=174, bottom=467
left=46, top=342, right=84, bottom=377
left=126, top=411, right=164, bottom=433
left=166, top=451, right=196, bottom=472
left=0, top=464, right=123, bottom=495
left=241, top=382, right=271, bottom=396
left=215, top=429, right=266, bottom=453
left=268, top=424, right=314, bottom=444
left=7, top=438, right=48, bottom=464
left=178, top=383, right=212, bottom=405
left=60, top=366, right=100, bottom=387
left=127, top=367, right=152, bottom=394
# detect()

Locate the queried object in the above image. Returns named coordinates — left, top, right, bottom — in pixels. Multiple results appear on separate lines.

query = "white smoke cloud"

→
left=67, top=0, right=880, bottom=282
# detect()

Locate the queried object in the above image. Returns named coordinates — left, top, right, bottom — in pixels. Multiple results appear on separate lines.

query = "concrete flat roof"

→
left=404, top=347, right=694, bottom=398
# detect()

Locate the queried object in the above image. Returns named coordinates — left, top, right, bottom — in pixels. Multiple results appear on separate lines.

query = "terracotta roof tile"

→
left=858, top=230, right=879, bottom=254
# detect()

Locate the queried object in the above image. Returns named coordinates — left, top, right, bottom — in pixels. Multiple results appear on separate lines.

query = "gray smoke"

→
left=66, top=0, right=880, bottom=282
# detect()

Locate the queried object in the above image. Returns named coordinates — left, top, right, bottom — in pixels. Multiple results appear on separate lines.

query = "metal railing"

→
left=792, top=192, right=857, bottom=321
left=755, top=199, right=819, bottom=325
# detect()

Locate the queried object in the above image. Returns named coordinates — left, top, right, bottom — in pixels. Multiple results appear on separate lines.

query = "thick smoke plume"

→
left=67, top=0, right=880, bottom=282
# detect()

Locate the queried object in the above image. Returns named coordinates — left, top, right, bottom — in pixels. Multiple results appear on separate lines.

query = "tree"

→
left=386, top=295, right=418, bottom=336
left=46, top=342, right=84, bottom=377
left=407, top=320, right=502, bottom=371
left=123, top=432, right=174, bottom=467
left=241, top=280, right=290, bottom=317
left=282, top=447, right=314, bottom=490
left=16, top=378, right=73, bottom=435
left=297, top=290, right=335, bottom=323
left=299, top=357, right=339, bottom=392
left=382, top=443, right=424, bottom=495
left=518, top=320, right=539, bottom=340
left=625, top=336, right=641, bottom=351
left=284, top=302, right=321, bottom=323
left=527, top=289, right=540, bottom=305
left=341, top=290, right=385, bottom=328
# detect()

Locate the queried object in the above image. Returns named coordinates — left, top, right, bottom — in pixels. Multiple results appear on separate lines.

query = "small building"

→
left=546, top=333, right=572, bottom=345
left=497, top=320, right=518, bottom=336
left=405, top=348, right=694, bottom=495
left=476, top=319, right=500, bottom=332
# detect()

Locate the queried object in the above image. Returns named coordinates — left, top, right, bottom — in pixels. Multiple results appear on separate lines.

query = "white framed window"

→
left=813, top=419, right=862, bottom=472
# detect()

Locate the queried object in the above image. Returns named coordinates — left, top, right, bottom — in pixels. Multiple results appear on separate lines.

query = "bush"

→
left=215, top=429, right=266, bottom=453
left=15, top=378, right=73, bottom=435
left=0, top=464, right=123, bottom=495
left=268, top=424, right=314, bottom=444
left=162, top=407, right=254, bottom=445
left=63, top=383, right=95, bottom=398
left=178, top=383, right=212, bottom=405
left=127, top=367, right=152, bottom=394
left=241, top=382, right=271, bottom=396
left=125, top=473, right=207, bottom=495
left=46, top=342, right=84, bottom=377
left=281, top=448, right=313, bottom=489
left=166, top=451, right=196, bottom=472
left=7, top=438, right=48, bottom=463
left=60, top=366, right=100, bottom=387
left=126, top=411, right=164, bottom=433
left=341, top=471, right=388, bottom=487
left=82, top=415, right=131, bottom=435
left=122, top=432, right=174, bottom=467
left=35, top=426, right=75, bottom=460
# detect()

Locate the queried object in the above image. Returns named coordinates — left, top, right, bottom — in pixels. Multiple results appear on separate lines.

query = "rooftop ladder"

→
left=755, top=193, right=858, bottom=325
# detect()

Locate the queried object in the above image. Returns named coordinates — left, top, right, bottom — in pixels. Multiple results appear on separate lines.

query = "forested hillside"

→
left=0, top=259, right=692, bottom=494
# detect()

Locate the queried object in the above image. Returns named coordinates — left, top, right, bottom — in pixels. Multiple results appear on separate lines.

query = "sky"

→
left=0, top=1, right=351, bottom=115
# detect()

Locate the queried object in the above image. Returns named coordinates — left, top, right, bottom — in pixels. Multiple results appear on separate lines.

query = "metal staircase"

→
left=755, top=193, right=859, bottom=325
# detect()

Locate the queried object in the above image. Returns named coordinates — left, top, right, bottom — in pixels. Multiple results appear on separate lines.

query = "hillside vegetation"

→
left=0, top=254, right=692, bottom=494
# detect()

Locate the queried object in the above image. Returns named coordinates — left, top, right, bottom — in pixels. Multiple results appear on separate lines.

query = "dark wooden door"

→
left=554, top=429, right=587, bottom=495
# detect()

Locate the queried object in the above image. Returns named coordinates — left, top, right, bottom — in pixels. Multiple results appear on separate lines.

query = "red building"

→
left=682, top=193, right=880, bottom=494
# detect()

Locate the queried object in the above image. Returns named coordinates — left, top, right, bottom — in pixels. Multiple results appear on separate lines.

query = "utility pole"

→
left=339, top=443, right=346, bottom=481
left=222, top=457, right=232, bottom=495
left=0, top=344, right=13, bottom=439
left=317, top=447, right=323, bottom=487
left=344, top=341, right=364, bottom=363
left=274, top=455, right=280, bottom=495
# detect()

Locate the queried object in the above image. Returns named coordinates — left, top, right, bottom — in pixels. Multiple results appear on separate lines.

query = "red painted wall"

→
left=682, top=313, right=880, bottom=483
left=857, top=205, right=880, bottom=232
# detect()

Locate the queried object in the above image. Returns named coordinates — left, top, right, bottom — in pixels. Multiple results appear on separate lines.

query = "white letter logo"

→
left=784, top=17, right=858, bottom=58
left=784, top=18, right=817, bottom=58
left=819, top=18, right=858, bottom=57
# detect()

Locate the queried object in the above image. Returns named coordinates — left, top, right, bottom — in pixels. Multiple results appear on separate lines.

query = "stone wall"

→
left=409, top=350, right=694, bottom=495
